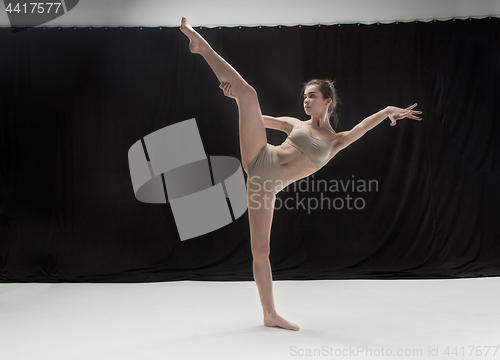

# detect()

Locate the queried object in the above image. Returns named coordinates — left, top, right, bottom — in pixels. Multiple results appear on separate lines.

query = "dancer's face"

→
left=303, top=85, right=331, bottom=116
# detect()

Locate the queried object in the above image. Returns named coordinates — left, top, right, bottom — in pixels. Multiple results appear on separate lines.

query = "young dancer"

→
left=180, top=17, right=422, bottom=331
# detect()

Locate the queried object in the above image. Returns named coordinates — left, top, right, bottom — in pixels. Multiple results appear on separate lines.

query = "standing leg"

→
left=180, top=17, right=266, bottom=169
left=180, top=17, right=299, bottom=330
left=247, top=180, right=300, bottom=331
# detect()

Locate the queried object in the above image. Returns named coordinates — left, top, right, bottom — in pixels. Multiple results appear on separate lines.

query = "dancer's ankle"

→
left=263, top=309, right=278, bottom=318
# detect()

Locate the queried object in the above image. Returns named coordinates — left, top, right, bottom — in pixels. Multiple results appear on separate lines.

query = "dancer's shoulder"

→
left=276, top=117, right=302, bottom=134
left=277, top=117, right=302, bottom=128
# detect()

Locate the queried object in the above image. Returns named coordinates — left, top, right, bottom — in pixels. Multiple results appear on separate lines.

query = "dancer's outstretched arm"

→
left=335, top=104, right=422, bottom=151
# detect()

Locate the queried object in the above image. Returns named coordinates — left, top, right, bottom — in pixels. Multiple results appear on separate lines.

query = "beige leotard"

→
left=243, top=123, right=333, bottom=194
left=284, top=122, right=333, bottom=170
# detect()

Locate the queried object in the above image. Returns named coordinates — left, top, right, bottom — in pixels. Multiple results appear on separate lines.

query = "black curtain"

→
left=1, top=18, right=499, bottom=282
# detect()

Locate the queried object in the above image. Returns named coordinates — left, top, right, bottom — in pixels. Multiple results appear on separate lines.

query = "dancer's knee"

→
left=233, top=82, right=257, bottom=100
left=252, top=243, right=270, bottom=259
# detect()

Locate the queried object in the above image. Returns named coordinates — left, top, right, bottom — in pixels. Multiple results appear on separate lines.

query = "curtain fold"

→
left=0, top=18, right=499, bottom=282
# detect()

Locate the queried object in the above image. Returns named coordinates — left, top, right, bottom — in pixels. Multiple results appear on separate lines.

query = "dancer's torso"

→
left=276, top=122, right=341, bottom=184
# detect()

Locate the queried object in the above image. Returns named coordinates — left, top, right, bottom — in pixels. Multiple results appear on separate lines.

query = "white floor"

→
left=1, top=278, right=499, bottom=360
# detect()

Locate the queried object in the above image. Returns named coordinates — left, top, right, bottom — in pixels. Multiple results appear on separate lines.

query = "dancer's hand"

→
left=387, top=103, right=422, bottom=126
left=219, top=82, right=236, bottom=99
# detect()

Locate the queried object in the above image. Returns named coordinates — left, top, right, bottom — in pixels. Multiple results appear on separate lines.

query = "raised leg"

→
left=247, top=180, right=300, bottom=331
left=180, top=17, right=266, bottom=168
left=181, top=17, right=298, bottom=331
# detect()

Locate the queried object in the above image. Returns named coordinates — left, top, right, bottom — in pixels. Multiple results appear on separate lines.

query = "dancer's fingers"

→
left=220, top=82, right=231, bottom=96
left=398, top=110, right=410, bottom=119
left=222, top=83, right=232, bottom=97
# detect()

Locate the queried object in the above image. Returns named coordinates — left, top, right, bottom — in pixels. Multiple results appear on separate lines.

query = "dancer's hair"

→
left=302, top=79, right=341, bottom=129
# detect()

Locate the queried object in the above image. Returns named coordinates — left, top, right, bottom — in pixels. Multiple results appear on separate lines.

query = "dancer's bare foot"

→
left=180, top=17, right=209, bottom=54
left=264, top=313, right=300, bottom=331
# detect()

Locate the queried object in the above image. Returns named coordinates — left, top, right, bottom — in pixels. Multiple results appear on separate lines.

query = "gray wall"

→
left=0, top=0, right=499, bottom=27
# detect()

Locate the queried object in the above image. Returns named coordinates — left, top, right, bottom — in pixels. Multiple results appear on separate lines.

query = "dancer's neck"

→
left=309, top=113, right=331, bottom=130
